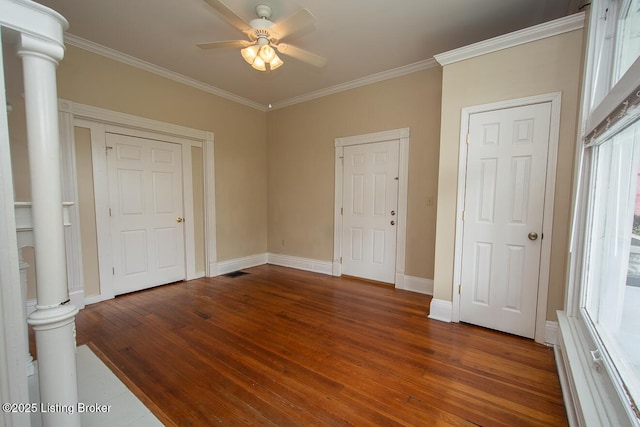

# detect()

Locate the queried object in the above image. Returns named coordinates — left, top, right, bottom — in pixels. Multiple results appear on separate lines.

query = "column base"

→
left=28, top=304, right=81, bottom=427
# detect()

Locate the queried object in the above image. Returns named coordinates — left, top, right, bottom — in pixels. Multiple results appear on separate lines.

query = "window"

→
left=613, top=0, right=640, bottom=82
left=584, top=121, right=640, bottom=410
left=567, top=0, right=640, bottom=423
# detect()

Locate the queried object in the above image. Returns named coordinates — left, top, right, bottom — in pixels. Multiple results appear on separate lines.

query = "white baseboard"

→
left=216, top=253, right=268, bottom=276
left=545, top=320, right=558, bottom=346
left=399, top=275, right=434, bottom=295
left=217, top=253, right=426, bottom=287
left=267, top=253, right=333, bottom=275
left=207, top=261, right=218, bottom=277
left=70, top=289, right=85, bottom=310
left=82, top=273, right=205, bottom=308
left=80, top=253, right=426, bottom=306
left=332, top=261, right=340, bottom=276
left=84, top=293, right=109, bottom=306
left=428, top=298, right=453, bottom=322
left=186, top=271, right=205, bottom=281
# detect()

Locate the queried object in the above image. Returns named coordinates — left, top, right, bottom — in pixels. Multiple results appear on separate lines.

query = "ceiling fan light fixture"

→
left=259, top=44, right=276, bottom=62
left=269, top=55, right=284, bottom=70
left=241, top=45, right=260, bottom=64
left=251, top=55, right=267, bottom=71
left=241, top=42, right=283, bottom=71
left=199, top=2, right=325, bottom=72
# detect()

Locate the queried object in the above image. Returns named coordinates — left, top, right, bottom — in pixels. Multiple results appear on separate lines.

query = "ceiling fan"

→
left=198, top=0, right=327, bottom=71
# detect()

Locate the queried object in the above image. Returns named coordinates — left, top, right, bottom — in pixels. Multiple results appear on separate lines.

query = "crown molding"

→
left=62, top=12, right=583, bottom=114
left=64, top=34, right=267, bottom=112
left=64, top=33, right=439, bottom=113
left=271, top=58, right=439, bottom=110
left=434, top=12, right=585, bottom=66
left=64, top=33, right=440, bottom=113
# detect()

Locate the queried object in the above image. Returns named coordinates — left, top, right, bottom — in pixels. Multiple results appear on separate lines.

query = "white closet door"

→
left=107, top=133, right=185, bottom=295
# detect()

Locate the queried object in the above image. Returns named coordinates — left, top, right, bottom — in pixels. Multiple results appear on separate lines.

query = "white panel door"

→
left=342, top=140, right=399, bottom=283
left=107, top=133, right=185, bottom=295
left=460, top=102, right=552, bottom=338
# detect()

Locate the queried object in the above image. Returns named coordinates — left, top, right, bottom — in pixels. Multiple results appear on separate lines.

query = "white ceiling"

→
left=33, top=0, right=579, bottom=109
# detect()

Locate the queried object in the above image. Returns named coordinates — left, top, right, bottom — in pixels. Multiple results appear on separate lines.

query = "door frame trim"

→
left=58, top=99, right=216, bottom=303
left=453, top=92, right=561, bottom=343
left=333, top=128, right=410, bottom=288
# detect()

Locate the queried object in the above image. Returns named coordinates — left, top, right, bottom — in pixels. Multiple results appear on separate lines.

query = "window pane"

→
left=585, top=119, right=640, bottom=408
left=614, top=0, right=640, bottom=83
left=590, top=0, right=617, bottom=111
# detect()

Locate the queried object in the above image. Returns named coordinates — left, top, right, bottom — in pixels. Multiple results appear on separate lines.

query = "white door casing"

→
left=459, top=100, right=555, bottom=339
left=60, top=100, right=215, bottom=305
left=342, top=140, right=399, bottom=283
left=107, top=133, right=185, bottom=295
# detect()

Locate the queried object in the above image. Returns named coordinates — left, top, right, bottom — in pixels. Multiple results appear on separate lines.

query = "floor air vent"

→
left=223, top=271, right=249, bottom=278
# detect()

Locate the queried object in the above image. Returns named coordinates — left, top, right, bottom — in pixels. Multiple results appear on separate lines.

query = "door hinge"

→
left=112, top=267, right=115, bottom=275
left=462, top=211, right=465, bottom=221
left=340, top=257, right=342, bottom=264
left=466, top=133, right=470, bottom=145
left=109, top=208, right=112, bottom=217
left=458, top=284, right=461, bottom=295
left=340, top=207, right=343, bottom=215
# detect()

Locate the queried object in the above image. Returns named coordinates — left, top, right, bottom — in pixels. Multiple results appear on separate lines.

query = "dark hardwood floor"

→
left=69, top=264, right=567, bottom=426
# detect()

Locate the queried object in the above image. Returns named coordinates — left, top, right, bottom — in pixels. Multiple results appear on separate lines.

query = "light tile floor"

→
left=28, top=345, right=162, bottom=427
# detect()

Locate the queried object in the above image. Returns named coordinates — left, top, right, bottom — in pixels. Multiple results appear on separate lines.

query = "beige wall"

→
left=191, top=146, right=205, bottom=273
left=74, top=127, right=100, bottom=297
left=7, top=27, right=582, bottom=315
left=7, top=44, right=267, bottom=300
left=267, top=68, right=442, bottom=279
left=55, top=45, right=268, bottom=263
left=433, top=29, right=584, bottom=321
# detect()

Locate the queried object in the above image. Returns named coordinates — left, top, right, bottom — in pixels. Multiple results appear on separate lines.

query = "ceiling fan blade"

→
left=203, top=0, right=250, bottom=33
left=197, top=40, right=252, bottom=50
left=276, top=44, right=326, bottom=68
left=272, top=9, right=315, bottom=40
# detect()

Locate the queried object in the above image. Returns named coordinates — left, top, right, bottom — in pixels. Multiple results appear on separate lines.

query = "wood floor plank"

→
left=70, top=264, right=568, bottom=426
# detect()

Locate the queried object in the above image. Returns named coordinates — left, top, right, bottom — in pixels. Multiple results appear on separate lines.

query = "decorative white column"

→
left=18, top=31, right=81, bottom=427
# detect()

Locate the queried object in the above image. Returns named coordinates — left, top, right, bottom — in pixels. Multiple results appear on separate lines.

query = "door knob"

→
left=528, top=232, right=538, bottom=241
left=176, top=217, right=184, bottom=223
left=390, top=220, right=396, bottom=226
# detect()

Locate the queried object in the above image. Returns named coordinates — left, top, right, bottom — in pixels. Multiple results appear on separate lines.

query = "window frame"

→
left=564, top=0, right=640, bottom=424
left=581, top=123, right=640, bottom=417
